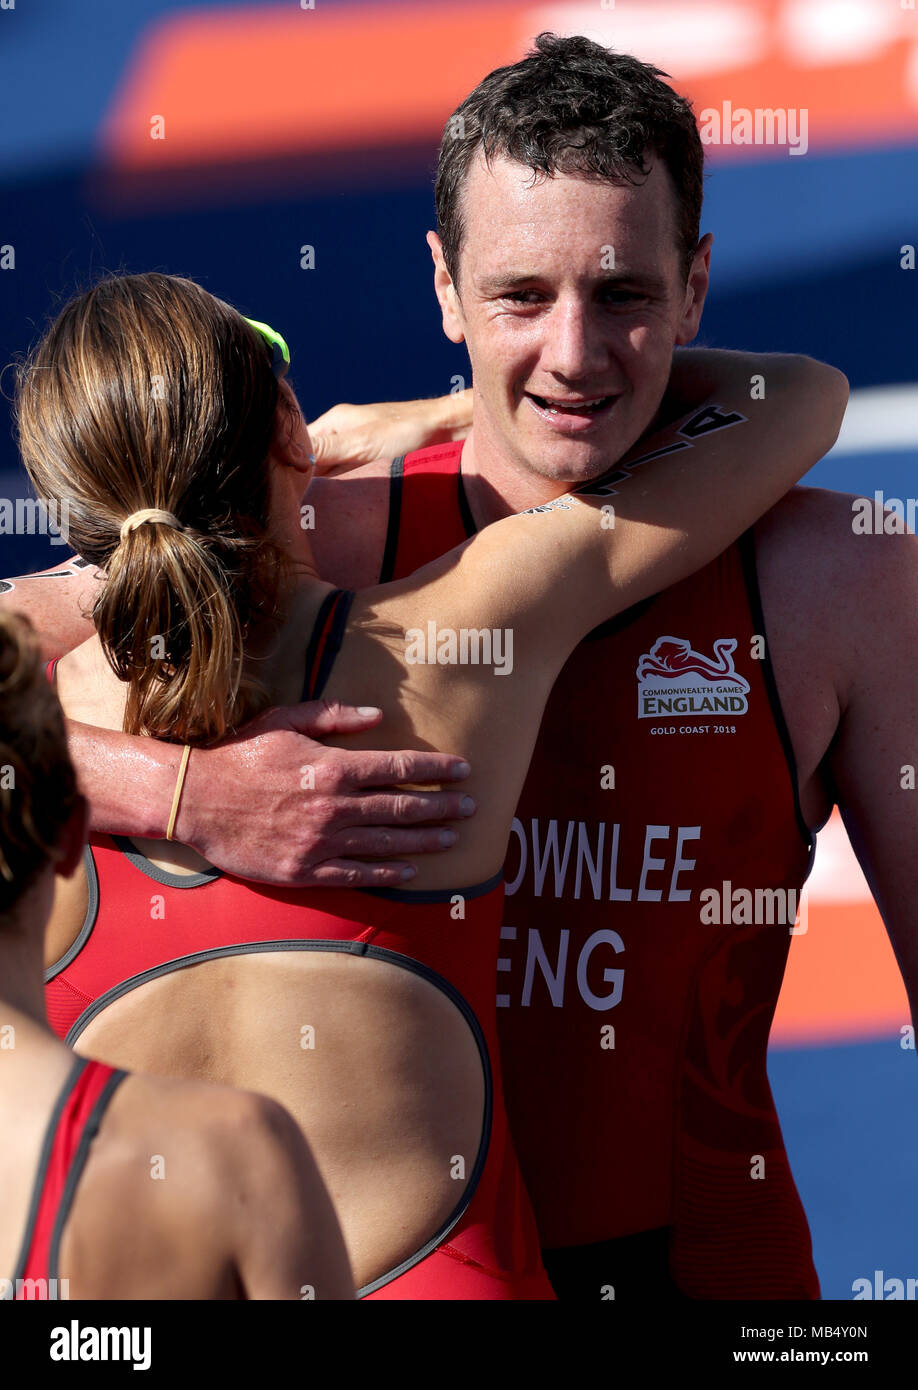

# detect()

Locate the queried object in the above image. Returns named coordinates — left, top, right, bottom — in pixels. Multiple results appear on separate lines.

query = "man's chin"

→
left=519, top=423, right=631, bottom=485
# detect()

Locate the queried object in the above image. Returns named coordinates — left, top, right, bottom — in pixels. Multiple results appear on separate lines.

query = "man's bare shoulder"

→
left=754, top=484, right=918, bottom=597
left=753, top=485, right=918, bottom=692
left=306, top=459, right=395, bottom=588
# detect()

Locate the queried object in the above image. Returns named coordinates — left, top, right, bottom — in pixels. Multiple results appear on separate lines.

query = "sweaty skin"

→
left=305, top=473, right=918, bottom=1002
left=8, top=149, right=895, bottom=1278
left=39, top=347, right=842, bottom=1289
left=425, top=153, right=918, bottom=1042
left=0, top=861, right=354, bottom=1300
left=3, top=1047, right=356, bottom=1299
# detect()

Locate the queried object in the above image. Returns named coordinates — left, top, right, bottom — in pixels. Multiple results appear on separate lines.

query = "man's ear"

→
left=427, top=231, right=466, bottom=346
left=675, top=232, right=713, bottom=346
left=55, top=795, right=88, bottom=879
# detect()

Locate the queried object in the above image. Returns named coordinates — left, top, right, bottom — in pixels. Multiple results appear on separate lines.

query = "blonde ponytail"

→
left=94, top=518, right=265, bottom=744
left=15, top=273, right=291, bottom=746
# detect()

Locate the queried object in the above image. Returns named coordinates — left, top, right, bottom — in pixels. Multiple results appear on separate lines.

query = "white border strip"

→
left=829, top=384, right=918, bottom=456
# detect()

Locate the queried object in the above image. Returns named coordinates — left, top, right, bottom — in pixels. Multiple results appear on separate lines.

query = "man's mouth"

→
left=525, top=392, right=619, bottom=431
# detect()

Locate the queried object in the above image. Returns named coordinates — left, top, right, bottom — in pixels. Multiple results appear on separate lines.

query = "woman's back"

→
left=24, top=274, right=845, bottom=1295
left=44, top=348, right=845, bottom=1293
left=47, top=578, right=558, bottom=1295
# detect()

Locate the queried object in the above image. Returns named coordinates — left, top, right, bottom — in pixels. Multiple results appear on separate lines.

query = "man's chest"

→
left=511, top=529, right=838, bottom=871
left=315, top=462, right=841, bottom=830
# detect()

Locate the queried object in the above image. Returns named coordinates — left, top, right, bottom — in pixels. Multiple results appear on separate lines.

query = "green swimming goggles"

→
left=243, top=316, right=291, bottom=381
left=244, top=315, right=314, bottom=463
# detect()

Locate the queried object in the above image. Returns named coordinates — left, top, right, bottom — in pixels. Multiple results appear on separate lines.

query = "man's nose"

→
left=539, top=299, right=608, bottom=381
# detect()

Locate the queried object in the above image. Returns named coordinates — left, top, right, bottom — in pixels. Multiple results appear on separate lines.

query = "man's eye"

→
left=500, top=289, right=645, bottom=306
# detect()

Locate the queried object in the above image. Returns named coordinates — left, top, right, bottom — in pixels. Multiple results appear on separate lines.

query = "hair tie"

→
left=119, top=509, right=184, bottom=543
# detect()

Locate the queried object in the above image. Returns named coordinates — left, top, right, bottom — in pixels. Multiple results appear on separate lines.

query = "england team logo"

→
left=636, top=636, right=750, bottom=720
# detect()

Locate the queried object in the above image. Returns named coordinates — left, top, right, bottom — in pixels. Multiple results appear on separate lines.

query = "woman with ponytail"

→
left=15, top=272, right=845, bottom=1297
left=18, top=277, right=289, bottom=746
left=0, top=610, right=353, bottom=1301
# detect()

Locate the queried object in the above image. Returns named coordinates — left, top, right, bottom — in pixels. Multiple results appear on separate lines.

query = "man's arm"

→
left=0, top=556, right=100, bottom=662
left=819, top=501, right=918, bottom=1027
left=73, top=700, right=475, bottom=887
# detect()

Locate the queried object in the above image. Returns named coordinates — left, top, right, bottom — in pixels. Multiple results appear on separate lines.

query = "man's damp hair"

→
left=435, top=32, right=704, bottom=286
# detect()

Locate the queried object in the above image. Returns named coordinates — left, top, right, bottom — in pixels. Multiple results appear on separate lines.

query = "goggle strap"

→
left=241, top=316, right=291, bottom=379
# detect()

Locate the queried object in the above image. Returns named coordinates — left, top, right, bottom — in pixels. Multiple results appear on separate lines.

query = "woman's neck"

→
left=57, top=568, right=335, bottom=736
left=0, top=928, right=50, bottom=1025
left=237, top=568, right=338, bottom=704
